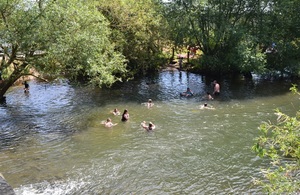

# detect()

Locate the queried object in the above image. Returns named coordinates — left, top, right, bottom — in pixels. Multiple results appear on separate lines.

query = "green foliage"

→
left=96, top=0, right=167, bottom=74
left=0, top=0, right=127, bottom=89
left=163, top=0, right=266, bottom=74
left=40, top=0, right=127, bottom=86
left=252, top=87, right=300, bottom=193
left=246, top=0, right=300, bottom=77
left=162, top=0, right=300, bottom=77
left=227, top=35, right=266, bottom=74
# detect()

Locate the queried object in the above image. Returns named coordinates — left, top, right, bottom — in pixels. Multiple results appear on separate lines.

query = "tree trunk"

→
left=0, top=68, right=25, bottom=101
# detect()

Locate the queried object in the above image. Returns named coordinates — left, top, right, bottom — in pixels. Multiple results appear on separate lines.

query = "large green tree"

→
left=96, top=0, right=168, bottom=75
left=162, top=0, right=300, bottom=77
left=259, top=0, right=300, bottom=77
left=0, top=0, right=127, bottom=100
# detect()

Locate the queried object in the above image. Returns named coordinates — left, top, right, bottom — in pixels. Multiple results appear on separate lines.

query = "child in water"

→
left=112, top=108, right=120, bottom=116
left=103, top=118, right=118, bottom=127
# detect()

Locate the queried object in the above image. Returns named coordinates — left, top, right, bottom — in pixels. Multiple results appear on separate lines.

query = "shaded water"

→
left=0, top=70, right=299, bottom=194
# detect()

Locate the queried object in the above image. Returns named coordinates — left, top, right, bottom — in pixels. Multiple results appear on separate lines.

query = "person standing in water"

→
left=121, top=109, right=129, bottom=122
left=213, top=80, right=220, bottom=96
left=23, top=81, right=29, bottom=93
left=178, top=57, right=183, bottom=70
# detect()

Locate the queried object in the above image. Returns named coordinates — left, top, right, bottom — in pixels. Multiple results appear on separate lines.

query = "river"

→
left=0, top=70, right=299, bottom=194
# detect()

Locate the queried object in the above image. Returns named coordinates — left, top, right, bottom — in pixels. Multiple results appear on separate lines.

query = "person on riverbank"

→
left=141, top=121, right=156, bottom=131
left=103, top=118, right=118, bottom=127
left=112, top=108, right=120, bottom=116
left=121, top=109, right=129, bottom=121
left=178, top=57, right=183, bottom=70
left=213, top=80, right=220, bottom=96
left=180, top=87, right=194, bottom=97
left=23, top=81, right=29, bottom=93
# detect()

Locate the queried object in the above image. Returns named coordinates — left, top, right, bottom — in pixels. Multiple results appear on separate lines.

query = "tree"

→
left=96, top=0, right=167, bottom=75
left=162, top=0, right=267, bottom=75
left=161, top=0, right=194, bottom=59
left=252, top=85, right=300, bottom=194
left=259, top=0, right=300, bottom=77
left=0, top=0, right=127, bottom=101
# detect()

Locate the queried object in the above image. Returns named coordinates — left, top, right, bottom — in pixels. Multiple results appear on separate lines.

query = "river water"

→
left=0, top=70, right=299, bottom=194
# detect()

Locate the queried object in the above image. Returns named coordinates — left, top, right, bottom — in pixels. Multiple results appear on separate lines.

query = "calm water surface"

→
left=0, top=70, right=299, bottom=195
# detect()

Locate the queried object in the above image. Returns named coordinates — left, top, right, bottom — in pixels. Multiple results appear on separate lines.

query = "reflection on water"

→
left=0, top=71, right=299, bottom=194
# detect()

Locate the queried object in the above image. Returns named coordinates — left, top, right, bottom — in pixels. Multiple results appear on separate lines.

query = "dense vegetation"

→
left=252, top=85, right=300, bottom=194
left=163, top=0, right=300, bottom=77
left=0, top=0, right=299, bottom=193
left=1, top=0, right=300, bottom=99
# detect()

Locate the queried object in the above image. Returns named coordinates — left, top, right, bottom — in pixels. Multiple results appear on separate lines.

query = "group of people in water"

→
left=103, top=108, right=130, bottom=128
left=180, top=80, right=220, bottom=109
left=203, top=80, right=220, bottom=109
left=103, top=80, right=220, bottom=130
left=103, top=99, right=156, bottom=131
left=180, top=80, right=220, bottom=98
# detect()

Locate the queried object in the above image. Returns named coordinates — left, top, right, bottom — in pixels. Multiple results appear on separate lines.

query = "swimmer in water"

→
left=103, top=118, right=118, bottom=127
left=141, top=121, right=156, bottom=131
left=112, top=108, right=120, bottom=116
left=200, top=103, right=215, bottom=110
left=146, top=99, right=154, bottom=108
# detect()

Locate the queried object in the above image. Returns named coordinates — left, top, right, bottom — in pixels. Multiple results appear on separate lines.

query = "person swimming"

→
left=112, top=108, right=120, bottom=116
left=200, top=103, right=215, bottom=110
left=141, top=121, right=156, bottom=131
left=103, top=118, right=118, bottom=127
left=142, top=99, right=154, bottom=108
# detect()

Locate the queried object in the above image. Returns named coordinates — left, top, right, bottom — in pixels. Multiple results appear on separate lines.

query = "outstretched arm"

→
left=141, top=121, right=148, bottom=130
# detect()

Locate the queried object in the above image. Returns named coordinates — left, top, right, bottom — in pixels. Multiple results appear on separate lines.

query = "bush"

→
left=252, top=85, right=300, bottom=194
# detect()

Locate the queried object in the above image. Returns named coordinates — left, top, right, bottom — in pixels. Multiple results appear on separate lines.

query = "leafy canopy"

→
left=0, top=0, right=127, bottom=87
